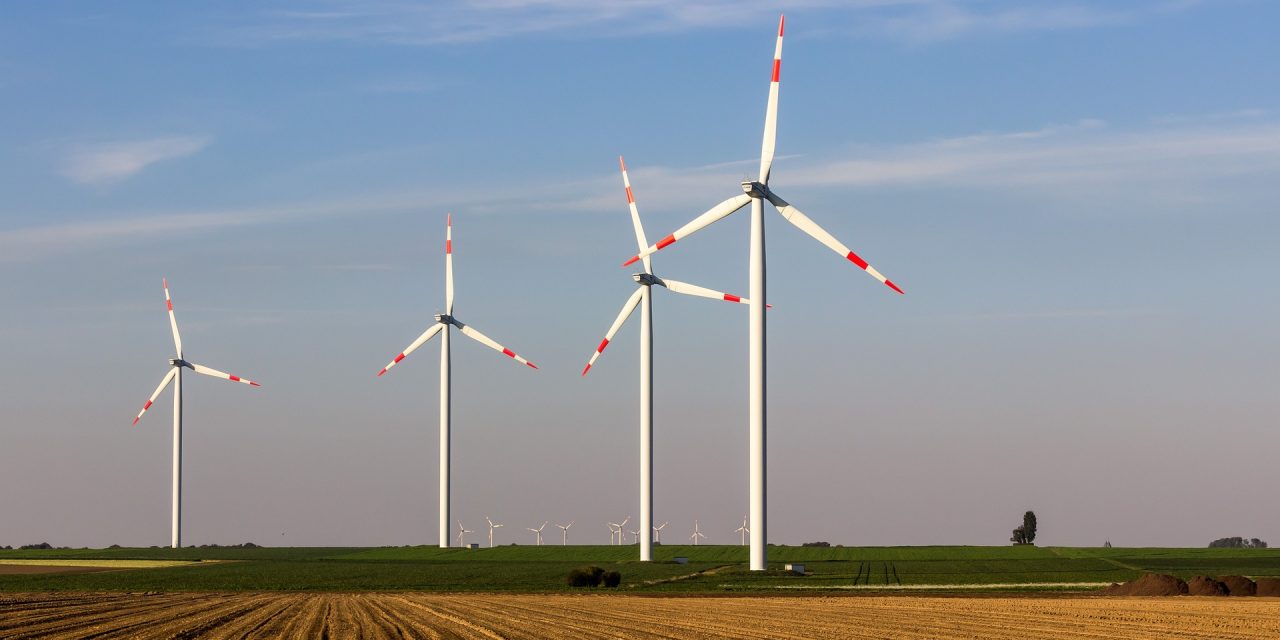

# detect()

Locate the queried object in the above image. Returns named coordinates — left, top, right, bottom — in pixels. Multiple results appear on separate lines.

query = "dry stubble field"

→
left=3, top=592, right=1280, bottom=639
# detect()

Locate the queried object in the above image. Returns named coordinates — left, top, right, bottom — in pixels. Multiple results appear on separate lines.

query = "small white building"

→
left=785, top=563, right=805, bottom=574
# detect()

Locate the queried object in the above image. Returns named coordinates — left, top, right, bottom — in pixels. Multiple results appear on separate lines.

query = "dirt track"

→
left=2, top=592, right=1279, bottom=639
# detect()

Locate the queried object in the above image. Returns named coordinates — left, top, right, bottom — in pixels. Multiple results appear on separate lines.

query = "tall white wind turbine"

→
left=377, top=215, right=537, bottom=548
left=485, top=516, right=504, bottom=548
left=735, top=516, right=750, bottom=546
left=131, top=279, right=261, bottom=549
left=527, top=521, right=547, bottom=546
left=607, top=516, right=630, bottom=546
left=622, top=16, right=903, bottom=570
left=556, top=521, right=574, bottom=545
left=457, top=521, right=473, bottom=547
left=584, top=156, right=755, bottom=563
left=690, top=520, right=705, bottom=546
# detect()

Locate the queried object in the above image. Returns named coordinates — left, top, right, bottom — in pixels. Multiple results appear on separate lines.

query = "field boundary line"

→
left=716, top=581, right=1114, bottom=590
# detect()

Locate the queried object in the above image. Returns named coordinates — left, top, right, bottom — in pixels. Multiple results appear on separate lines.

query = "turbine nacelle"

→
left=434, top=313, right=455, bottom=325
left=632, top=273, right=662, bottom=286
left=741, top=181, right=769, bottom=198
left=168, top=358, right=193, bottom=369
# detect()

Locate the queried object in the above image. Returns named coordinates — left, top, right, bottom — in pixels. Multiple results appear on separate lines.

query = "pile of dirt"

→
left=1255, top=578, right=1280, bottom=597
left=1187, top=575, right=1229, bottom=596
left=1218, top=576, right=1257, bottom=596
left=1101, top=573, right=1187, bottom=596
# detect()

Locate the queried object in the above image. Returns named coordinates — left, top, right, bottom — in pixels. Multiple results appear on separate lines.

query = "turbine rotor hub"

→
left=434, top=314, right=454, bottom=325
left=169, top=358, right=191, bottom=369
left=632, top=273, right=661, bottom=286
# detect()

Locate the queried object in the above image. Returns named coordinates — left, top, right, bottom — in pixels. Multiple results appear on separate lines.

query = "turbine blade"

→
left=190, top=362, right=261, bottom=387
left=759, top=15, right=785, bottom=183
left=377, top=323, right=445, bottom=376
left=623, top=194, right=751, bottom=266
left=659, top=278, right=761, bottom=306
left=768, top=191, right=904, bottom=294
left=163, top=278, right=183, bottom=357
left=581, top=287, right=644, bottom=376
left=132, top=368, right=178, bottom=425
left=446, top=213, right=455, bottom=315
left=619, top=155, right=652, bottom=274
left=455, top=320, right=538, bottom=369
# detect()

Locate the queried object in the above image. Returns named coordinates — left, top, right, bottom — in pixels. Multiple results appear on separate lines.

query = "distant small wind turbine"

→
left=131, top=278, right=260, bottom=549
left=485, top=516, right=504, bottom=548
left=556, top=521, right=574, bottom=545
left=629, top=529, right=640, bottom=545
left=735, top=516, right=750, bottom=546
left=691, top=520, right=706, bottom=546
left=526, top=521, right=547, bottom=546
left=607, top=516, right=630, bottom=545
left=457, top=521, right=473, bottom=547
left=653, top=521, right=668, bottom=544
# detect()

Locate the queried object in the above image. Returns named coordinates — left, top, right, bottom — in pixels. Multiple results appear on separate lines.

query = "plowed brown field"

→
left=2, top=592, right=1278, bottom=639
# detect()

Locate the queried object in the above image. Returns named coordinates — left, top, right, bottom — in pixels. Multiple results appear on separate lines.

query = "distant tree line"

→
left=1208, top=537, right=1268, bottom=549
left=801, top=541, right=831, bottom=548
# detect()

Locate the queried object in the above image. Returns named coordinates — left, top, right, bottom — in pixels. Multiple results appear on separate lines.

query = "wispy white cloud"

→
left=206, top=1, right=1201, bottom=47
left=5, top=115, right=1278, bottom=262
left=60, top=136, right=212, bottom=185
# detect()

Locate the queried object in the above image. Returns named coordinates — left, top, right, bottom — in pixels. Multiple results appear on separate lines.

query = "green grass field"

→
left=2, top=545, right=1277, bottom=593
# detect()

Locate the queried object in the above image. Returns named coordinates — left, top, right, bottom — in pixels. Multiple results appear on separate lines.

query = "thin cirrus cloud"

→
left=60, top=135, right=212, bottom=185
left=209, top=1, right=1200, bottom=47
left=6, top=115, right=1277, bottom=262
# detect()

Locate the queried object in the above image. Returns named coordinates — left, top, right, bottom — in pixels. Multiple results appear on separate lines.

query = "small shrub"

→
left=566, top=565, right=606, bottom=587
left=602, top=571, right=622, bottom=588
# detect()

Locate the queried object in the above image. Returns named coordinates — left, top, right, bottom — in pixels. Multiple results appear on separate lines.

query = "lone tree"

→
left=1011, top=511, right=1037, bottom=545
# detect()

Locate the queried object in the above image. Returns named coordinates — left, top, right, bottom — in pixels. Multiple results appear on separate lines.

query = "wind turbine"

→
left=735, top=516, right=750, bottom=546
left=377, top=214, right=537, bottom=548
left=690, top=520, right=706, bottom=546
left=622, top=16, right=903, bottom=571
left=457, top=521, right=473, bottom=547
left=629, top=529, right=641, bottom=545
left=556, top=521, right=574, bottom=545
left=526, top=521, right=547, bottom=546
left=653, top=521, right=668, bottom=544
left=584, top=156, right=754, bottom=563
left=131, top=279, right=260, bottom=549
left=607, top=516, right=630, bottom=545
left=485, top=516, right=504, bottom=548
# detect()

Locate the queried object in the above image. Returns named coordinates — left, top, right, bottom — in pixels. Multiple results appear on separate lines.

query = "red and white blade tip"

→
left=778, top=14, right=785, bottom=36
left=845, top=250, right=905, bottom=294
left=618, top=155, right=627, bottom=172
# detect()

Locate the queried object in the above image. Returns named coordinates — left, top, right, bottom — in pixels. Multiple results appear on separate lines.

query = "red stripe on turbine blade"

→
left=885, top=280, right=905, bottom=295
left=144, top=400, right=152, bottom=410
left=625, top=186, right=634, bottom=204
left=778, top=14, right=785, bottom=36
left=581, top=363, right=592, bottom=376
left=772, top=59, right=781, bottom=83
left=133, top=417, right=140, bottom=425
left=167, top=300, right=173, bottom=310
left=526, top=361, right=538, bottom=369
left=619, top=156, right=627, bottom=172
left=723, top=294, right=741, bottom=303
left=846, top=251, right=869, bottom=270
left=393, top=353, right=406, bottom=363
left=377, top=368, right=388, bottom=377
left=447, top=213, right=452, bottom=226
left=502, top=348, right=516, bottom=358
left=597, top=338, right=610, bottom=354
left=656, top=234, right=676, bottom=249
left=229, top=375, right=240, bottom=382
left=622, top=255, right=640, bottom=267
left=249, top=381, right=261, bottom=387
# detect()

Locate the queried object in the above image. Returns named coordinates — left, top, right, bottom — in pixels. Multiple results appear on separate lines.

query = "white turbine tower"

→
left=556, top=521, right=574, bottom=545
left=527, top=521, right=547, bottom=546
left=485, top=516, right=504, bottom=548
left=131, top=279, right=261, bottom=549
left=653, top=521, right=668, bottom=545
left=457, top=521, right=473, bottom=547
left=377, top=215, right=538, bottom=548
left=690, top=520, right=706, bottom=546
left=623, top=16, right=903, bottom=570
left=584, top=156, right=754, bottom=563
left=735, top=516, right=750, bottom=546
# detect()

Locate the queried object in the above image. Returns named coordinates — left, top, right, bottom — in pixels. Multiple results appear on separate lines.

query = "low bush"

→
left=602, top=571, right=622, bottom=588
left=566, top=565, right=605, bottom=587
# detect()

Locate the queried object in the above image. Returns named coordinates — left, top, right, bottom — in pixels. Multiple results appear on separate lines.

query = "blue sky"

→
left=2, top=0, right=1278, bottom=549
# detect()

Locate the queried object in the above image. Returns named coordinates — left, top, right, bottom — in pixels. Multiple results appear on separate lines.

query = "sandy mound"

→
left=1255, top=578, right=1280, bottom=597
left=1218, top=576, right=1257, bottom=596
left=1187, top=575, right=1229, bottom=596
left=1101, top=573, right=1188, bottom=596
